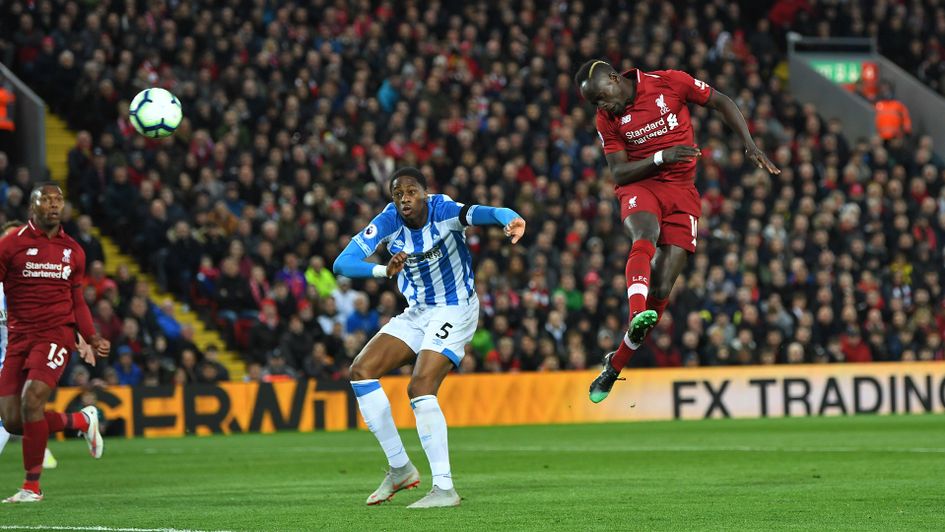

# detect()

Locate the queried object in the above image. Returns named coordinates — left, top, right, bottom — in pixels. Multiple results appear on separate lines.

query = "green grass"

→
left=1, top=415, right=943, bottom=531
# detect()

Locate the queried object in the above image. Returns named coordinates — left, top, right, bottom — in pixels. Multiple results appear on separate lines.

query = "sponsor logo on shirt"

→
left=22, top=261, right=72, bottom=279
left=405, top=247, right=444, bottom=265
left=620, top=114, right=632, bottom=125
left=26, top=248, right=38, bottom=256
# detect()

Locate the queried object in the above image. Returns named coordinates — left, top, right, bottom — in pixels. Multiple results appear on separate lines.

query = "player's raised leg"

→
left=350, top=332, right=420, bottom=505
left=406, top=349, right=461, bottom=509
left=590, top=209, right=660, bottom=403
left=590, top=243, right=688, bottom=403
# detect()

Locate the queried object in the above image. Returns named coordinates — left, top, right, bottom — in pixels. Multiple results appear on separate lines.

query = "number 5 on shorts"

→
left=47, top=343, right=67, bottom=369
left=435, top=322, right=453, bottom=339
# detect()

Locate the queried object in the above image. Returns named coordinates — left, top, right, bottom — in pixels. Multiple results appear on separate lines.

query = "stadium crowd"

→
left=0, top=0, right=943, bottom=385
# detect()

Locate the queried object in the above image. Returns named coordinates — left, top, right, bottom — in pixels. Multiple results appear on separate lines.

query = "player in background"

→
left=0, top=184, right=111, bottom=503
left=574, top=60, right=780, bottom=403
left=333, top=167, right=525, bottom=508
left=0, top=220, right=60, bottom=470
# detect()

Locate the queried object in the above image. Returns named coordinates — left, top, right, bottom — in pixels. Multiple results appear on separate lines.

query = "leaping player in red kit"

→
left=575, top=60, right=780, bottom=403
left=0, top=183, right=110, bottom=502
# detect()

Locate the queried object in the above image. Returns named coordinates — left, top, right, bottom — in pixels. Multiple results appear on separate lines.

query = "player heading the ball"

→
left=575, top=60, right=779, bottom=403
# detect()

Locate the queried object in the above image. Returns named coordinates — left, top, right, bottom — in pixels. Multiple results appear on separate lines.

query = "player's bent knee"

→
left=406, top=377, right=437, bottom=399
left=20, top=385, right=49, bottom=418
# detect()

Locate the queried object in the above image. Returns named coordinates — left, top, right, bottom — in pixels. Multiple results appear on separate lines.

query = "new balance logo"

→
left=656, top=94, right=670, bottom=115
left=628, top=196, right=637, bottom=209
left=620, top=114, right=632, bottom=125
left=26, top=248, right=38, bottom=256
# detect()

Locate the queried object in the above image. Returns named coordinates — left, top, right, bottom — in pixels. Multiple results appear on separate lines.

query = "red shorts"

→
left=0, top=325, right=76, bottom=395
left=616, top=180, right=701, bottom=253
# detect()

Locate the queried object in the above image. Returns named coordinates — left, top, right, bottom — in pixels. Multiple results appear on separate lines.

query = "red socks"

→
left=610, top=296, right=671, bottom=372
left=42, top=411, right=87, bottom=433
left=21, top=411, right=86, bottom=493
left=22, top=419, right=47, bottom=492
left=626, top=240, right=656, bottom=316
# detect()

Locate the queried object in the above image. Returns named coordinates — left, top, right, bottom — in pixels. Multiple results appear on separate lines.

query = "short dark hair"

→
left=388, top=167, right=427, bottom=195
left=574, top=59, right=613, bottom=89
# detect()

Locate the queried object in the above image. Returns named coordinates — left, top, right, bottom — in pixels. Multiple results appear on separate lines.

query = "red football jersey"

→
left=596, top=69, right=713, bottom=185
left=0, top=221, right=86, bottom=334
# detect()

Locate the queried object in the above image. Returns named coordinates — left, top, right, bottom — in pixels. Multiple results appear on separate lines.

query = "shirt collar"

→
left=27, top=219, right=64, bottom=239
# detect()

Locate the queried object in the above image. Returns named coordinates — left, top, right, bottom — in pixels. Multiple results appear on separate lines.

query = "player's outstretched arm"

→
left=704, top=90, right=780, bottom=175
left=333, top=240, right=401, bottom=279
left=465, top=206, right=526, bottom=244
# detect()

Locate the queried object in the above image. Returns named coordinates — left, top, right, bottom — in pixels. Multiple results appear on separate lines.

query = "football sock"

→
left=626, top=240, right=656, bottom=316
left=44, top=412, right=66, bottom=433
left=611, top=334, right=637, bottom=372
left=0, top=420, right=9, bottom=456
left=22, top=419, right=47, bottom=493
left=649, top=296, right=670, bottom=321
left=411, top=395, right=453, bottom=490
left=351, top=379, right=409, bottom=469
left=66, top=411, right=90, bottom=432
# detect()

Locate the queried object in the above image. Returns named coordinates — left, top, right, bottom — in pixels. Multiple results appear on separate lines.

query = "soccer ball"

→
left=128, top=88, right=183, bottom=138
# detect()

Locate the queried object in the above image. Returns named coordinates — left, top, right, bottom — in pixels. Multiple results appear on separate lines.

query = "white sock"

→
left=0, top=421, right=9, bottom=456
left=351, top=379, right=409, bottom=469
left=411, top=395, right=453, bottom=490
left=624, top=332, right=641, bottom=351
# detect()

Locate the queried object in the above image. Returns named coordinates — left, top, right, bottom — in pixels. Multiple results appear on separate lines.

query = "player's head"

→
left=575, top=59, right=631, bottom=115
left=30, top=182, right=65, bottom=230
left=1, top=219, right=22, bottom=238
left=389, top=167, right=428, bottom=227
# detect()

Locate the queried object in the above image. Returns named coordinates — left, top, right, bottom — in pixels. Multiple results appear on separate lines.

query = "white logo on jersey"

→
left=620, top=114, right=632, bottom=125
left=668, top=113, right=679, bottom=130
left=628, top=196, right=638, bottom=209
left=656, top=94, right=670, bottom=115
left=62, top=249, right=72, bottom=263
left=694, top=79, right=707, bottom=90
left=62, top=265, right=72, bottom=280
left=598, top=131, right=605, bottom=148
left=363, top=224, right=377, bottom=238
left=26, top=248, right=38, bottom=256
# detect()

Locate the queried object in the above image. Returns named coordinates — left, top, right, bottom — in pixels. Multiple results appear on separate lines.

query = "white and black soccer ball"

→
left=128, top=88, right=183, bottom=139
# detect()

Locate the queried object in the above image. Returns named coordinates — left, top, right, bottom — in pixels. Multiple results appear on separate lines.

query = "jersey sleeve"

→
left=662, top=69, right=713, bottom=105
left=71, top=243, right=87, bottom=289
left=350, top=206, right=397, bottom=255
left=432, top=195, right=466, bottom=231
left=595, top=112, right=625, bottom=155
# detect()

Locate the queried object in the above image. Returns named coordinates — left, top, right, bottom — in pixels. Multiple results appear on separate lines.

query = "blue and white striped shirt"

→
left=351, top=195, right=476, bottom=307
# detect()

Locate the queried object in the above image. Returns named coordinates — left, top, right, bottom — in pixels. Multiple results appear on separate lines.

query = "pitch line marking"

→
left=0, top=526, right=233, bottom=532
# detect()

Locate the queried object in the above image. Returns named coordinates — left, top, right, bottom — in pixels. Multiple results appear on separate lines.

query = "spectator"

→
left=113, top=346, right=143, bottom=386
left=346, top=293, right=379, bottom=337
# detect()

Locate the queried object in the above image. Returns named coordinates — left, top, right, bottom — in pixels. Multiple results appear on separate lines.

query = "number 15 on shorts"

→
left=47, top=343, right=68, bottom=369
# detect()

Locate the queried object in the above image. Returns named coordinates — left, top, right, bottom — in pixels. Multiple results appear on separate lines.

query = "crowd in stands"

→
left=0, top=0, right=943, bottom=385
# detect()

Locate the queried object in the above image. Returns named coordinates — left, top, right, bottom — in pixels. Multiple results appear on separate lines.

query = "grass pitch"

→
left=1, top=415, right=942, bottom=531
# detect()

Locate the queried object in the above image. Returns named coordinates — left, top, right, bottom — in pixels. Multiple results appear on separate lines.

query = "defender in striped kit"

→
left=333, top=167, right=525, bottom=508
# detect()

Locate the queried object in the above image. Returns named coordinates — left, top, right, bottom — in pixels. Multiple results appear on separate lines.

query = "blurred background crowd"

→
left=0, top=0, right=943, bottom=388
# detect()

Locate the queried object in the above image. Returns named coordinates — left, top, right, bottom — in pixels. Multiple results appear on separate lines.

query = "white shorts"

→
left=379, top=300, right=480, bottom=367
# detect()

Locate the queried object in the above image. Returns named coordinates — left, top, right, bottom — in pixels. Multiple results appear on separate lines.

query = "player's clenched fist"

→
left=504, top=218, right=526, bottom=244
left=662, top=145, right=702, bottom=164
left=386, top=251, right=408, bottom=278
